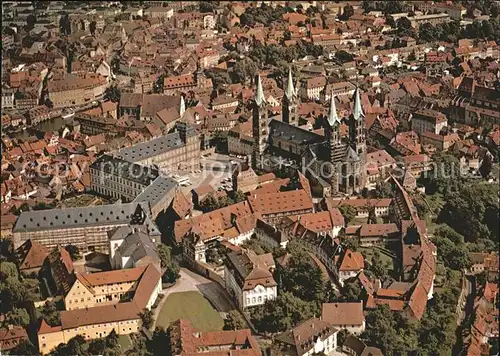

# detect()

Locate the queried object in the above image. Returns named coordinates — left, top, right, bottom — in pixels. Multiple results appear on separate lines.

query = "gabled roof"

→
left=339, top=249, right=364, bottom=272
left=322, top=302, right=365, bottom=326
left=15, top=239, right=49, bottom=270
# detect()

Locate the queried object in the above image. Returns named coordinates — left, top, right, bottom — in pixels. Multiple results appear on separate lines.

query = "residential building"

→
left=323, top=198, right=392, bottom=218
left=411, top=109, right=448, bottom=135
left=47, top=73, right=108, bottom=109
left=336, top=249, right=364, bottom=286
left=275, top=317, right=338, bottom=356
left=37, top=263, right=161, bottom=354
left=15, top=239, right=49, bottom=275
left=247, top=189, right=314, bottom=223
left=48, top=246, right=75, bottom=295
left=119, top=93, right=184, bottom=121
left=228, top=121, right=254, bottom=157
left=347, top=223, right=400, bottom=247
left=169, top=319, right=261, bottom=356
left=342, top=335, right=383, bottom=356
left=163, top=74, right=197, bottom=95
left=300, top=76, right=327, bottom=101
left=0, top=325, right=29, bottom=352
left=224, top=249, right=277, bottom=309
left=420, top=132, right=460, bottom=151
left=322, top=302, right=366, bottom=334
left=1, top=87, right=15, bottom=109
left=451, top=77, right=500, bottom=126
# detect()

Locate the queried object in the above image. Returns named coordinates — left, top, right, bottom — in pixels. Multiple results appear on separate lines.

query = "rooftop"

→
left=13, top=202, right=153, bottom=232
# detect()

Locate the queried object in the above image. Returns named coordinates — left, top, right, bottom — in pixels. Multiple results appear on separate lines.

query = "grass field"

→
left=118, top=335, right=132, bottom=352
left=156, top=291, right=223, bottom=331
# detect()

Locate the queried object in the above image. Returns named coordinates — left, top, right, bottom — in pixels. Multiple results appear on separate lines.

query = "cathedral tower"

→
left=252, top=75, right=269, bottom=169
left=350, top=87, right=366, bottom=157
left=326, top=92, right=344, bottom=165
left=282, top=67, right=298, bottom=125
left=347, top=86, right=367, bottom=194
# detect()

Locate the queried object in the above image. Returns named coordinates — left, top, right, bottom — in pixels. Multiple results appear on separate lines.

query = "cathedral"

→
left=252, top=69, right=367, bottom=197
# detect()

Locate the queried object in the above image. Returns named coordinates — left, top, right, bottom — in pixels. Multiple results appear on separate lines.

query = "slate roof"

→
left=116, top=132, right=185, bottom=162
left=90, top=154, right=159, bottom=186
left=13, top=202, right=153, bottom=232
left=132, top=175, right=177, bottom=208
left=269, top=119, right=323, bottom=146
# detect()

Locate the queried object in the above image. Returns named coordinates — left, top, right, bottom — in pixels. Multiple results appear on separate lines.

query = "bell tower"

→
left=252, top=75, right=269, bottom=169
left=326, top=92, right=344, bottom=164
left=350, top=87, right=366, bottom=157
left=282, top=67, right=298, bottom=125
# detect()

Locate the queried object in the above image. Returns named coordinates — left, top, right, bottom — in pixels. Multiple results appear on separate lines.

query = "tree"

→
left=232, top=58, right=258, bottom=83
left=157, top=244, right=173, bottom=268
left=40, top=300, right=61, bottom=326
left=205, top=69, right=231, bottom=89
left=65, top=244, right=80, bottom=260
left=435, top=224, right=464, bottom=244
left=374, top=181, right=393, bottom=198
left=224, top=310, right=247, bottom=330
left=340, top=277, right=363, bottom=302
left=396, top=17, right=413, bottom=36
left=362, top=305, right=401, bottom=355
left=199, top=1, right=217, bottom=13
left=324, top=280, right=336, bottom=303
left=147, top=327, right=170, bottom=356
left=162, top=262, right=180, bottom=284
left=339, top=205, right=357, bottom=224
left=199, top=193, right=220, bottom=212
left=5, top=307, right=30, bottom=327
left=368, top=251, right=390, bottom=282
left=50, top=335, right=89, bottom=356
left=89, top=21, right=97, bottom=36
left=251, top=292, right=317, bottom=333
left=438, top=182, right=499, bottom=243
left=479, top=153, right=493, bottom=178
left=104, top=86, right=121, bottom=103
left=26, top=14, right=36, bottom=31
left=367, top=206, right=378, bottom=224
left=9, top=340, right=37, bottom=355
left=386, top=15, right=396, bottom=28
left=281, top=241, right=325, bottom=302
left=153, top=74, right=165, bottom=94
left=431, top=235, right=471, bottom=270
left=231, top=190, right=246, bottom=203
left=335, top=50, right=354, bottom=64
left=339, top=5, right=354, bottom=20
left=0, top=261, right=18, bottom=279
left=139, top=308, right=154, bottom=330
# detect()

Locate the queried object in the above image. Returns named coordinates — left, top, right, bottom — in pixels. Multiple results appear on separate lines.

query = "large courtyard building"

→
left=114, top=122, right=200, bottom=173
left=12, top=202, right=160, bottom=253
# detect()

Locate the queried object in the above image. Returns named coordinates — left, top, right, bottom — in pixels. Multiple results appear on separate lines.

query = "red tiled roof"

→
left=339, top=249, right=364, bottom=272
left=248, top=189, right=313, bottom=216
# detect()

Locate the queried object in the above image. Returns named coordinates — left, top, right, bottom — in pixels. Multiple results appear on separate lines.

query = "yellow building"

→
left=38, top=264, right=161, bottom=354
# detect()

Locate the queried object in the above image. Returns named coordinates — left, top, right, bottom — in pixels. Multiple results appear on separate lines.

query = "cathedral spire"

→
left=285, top=67, right=295, bottom=100
left=327, top=92, right=340, bottom=127
left=255, top=75, right=266, bottom=107
left=352, top=86, right=364, bottom=121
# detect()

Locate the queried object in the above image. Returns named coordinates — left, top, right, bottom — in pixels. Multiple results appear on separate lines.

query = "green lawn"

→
left=118, top=335, right=132, bottom=352
left=156, top=291, right=223, bottom=331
